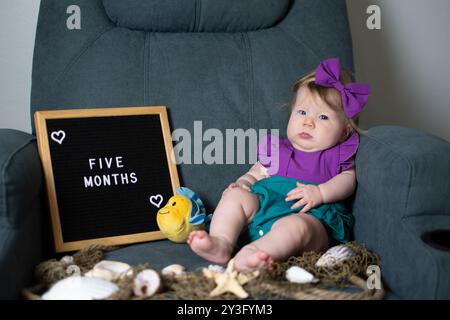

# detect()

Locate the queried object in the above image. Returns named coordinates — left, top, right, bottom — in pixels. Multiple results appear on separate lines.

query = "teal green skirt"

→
left=238, top=176, right=354, bottom=246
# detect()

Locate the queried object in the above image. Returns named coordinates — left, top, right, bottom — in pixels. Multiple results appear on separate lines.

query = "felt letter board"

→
left=34, top=106, right=179, bottom=252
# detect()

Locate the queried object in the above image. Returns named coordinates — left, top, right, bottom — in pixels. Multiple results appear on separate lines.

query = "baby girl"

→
left=188, top=58, right=370, bottom=272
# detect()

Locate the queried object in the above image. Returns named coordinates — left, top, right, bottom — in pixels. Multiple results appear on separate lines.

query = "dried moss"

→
left=25, top=242, right=383, bottom=300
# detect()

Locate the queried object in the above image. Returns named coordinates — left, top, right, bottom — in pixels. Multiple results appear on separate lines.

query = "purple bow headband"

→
left=315, top=58, right=370, bottom=118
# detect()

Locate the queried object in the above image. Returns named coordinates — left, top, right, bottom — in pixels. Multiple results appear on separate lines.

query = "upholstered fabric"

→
left=31, top=0, right=353, bottom=210
left=354, top=126, right=450, bottom=299
left=0, top=0, right=440, bottom=300
left=0, top=129, right=42, bottom=228
left=102, top=0, right=291, bottom=32
left=0, top=129, right=47, bottom=299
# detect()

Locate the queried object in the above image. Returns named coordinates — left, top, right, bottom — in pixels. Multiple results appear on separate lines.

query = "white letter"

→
left=88, top=158, right=96, bottom=170
left=120, top=173, right=129, bottom=184
left=366, top=5, right=381, bottom=30
left=130, top=172, right=138, bottom=184
left=105, top=158, right=113, bottom=169
left=111, top=173, right=119, bottom=185
left=94, top=175, right=102, bottom=187
left=116, top=156, right=124, bottom=168
left=102, top=175, right=111, bottom=186
left=84, top=176, right=93, bottom=187
left=66, top=5, right=81, bottom=30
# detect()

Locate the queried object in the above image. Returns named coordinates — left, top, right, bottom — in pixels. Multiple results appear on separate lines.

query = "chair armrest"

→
left=0, top=129, right=43, bottom=227
left=353, top=125, right=450, bottom=299
left=0, top=128, right=47, bottom=299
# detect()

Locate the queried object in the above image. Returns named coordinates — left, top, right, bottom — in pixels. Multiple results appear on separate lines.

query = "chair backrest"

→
left=31, top=0, right=353, bottom=208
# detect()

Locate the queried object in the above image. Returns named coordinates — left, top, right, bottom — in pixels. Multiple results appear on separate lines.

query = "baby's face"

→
left=287, top=88, right=349, bottom=152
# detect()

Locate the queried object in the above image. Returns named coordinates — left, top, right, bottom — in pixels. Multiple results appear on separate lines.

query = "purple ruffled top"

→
left=257, top=132, right=359, bottom=184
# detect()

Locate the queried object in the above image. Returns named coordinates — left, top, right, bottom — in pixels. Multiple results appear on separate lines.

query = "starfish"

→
left=202, top=259, right=259, bottom=299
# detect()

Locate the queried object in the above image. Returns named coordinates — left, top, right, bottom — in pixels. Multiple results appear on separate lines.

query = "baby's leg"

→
left=234, top=213, right=328, bottom=272
left=188, top=187, right=259, bottom=264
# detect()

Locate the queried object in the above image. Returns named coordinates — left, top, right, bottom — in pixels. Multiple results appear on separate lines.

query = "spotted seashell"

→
left=286, top=266, right=319, bottom=284
left=42, top=276, right=118, bottom=300
left=133, top=269, right=162, bottom=297
left=315, top=244, right=356, bottom=267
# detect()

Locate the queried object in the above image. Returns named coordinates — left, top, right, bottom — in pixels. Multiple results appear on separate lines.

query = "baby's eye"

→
left=319, top=115, right=329, bottom=120
left=297, top=110, right=306, bottom=116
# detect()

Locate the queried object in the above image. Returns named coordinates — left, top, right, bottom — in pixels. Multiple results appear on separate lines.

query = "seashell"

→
left=60, top=255, right=74, bottom=265
left=208, top=264, right=225, bottom=273
left=161, top=264, right=185, bottom=276
left=42, top=276, right=118, bottom=300
left=85, top=260, right=132, bottom=281
left=133, top=269, right=162, bottom=298
left=286, top=266, right=319, bottom=284
left=66, top=265, right=81, bottom=276
left=315, top=244, right=356, bottom=267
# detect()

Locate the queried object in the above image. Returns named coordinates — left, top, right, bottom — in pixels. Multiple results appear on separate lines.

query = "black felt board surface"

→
left=45, top=115, right=173, bottom=242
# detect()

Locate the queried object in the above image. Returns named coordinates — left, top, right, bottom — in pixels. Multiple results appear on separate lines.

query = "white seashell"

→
left=208, top=264, right=225, bottom=273
left=85, top=260, right=132, bottom=281
left=133, top=269, right=162, bottom=298
left=66, top=265, right=81, bottom=276
left=286, top=266, right=319, bottom=284
left=60, top=255, right=74, bottom=265
left=42, top=276, right=118, bottom=300
left=315, top=244, right=356, bottom=267
left=161, top=264, right=185, bottom=276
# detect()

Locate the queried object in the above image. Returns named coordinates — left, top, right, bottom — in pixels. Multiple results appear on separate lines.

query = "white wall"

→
left=347, top=0, right=450, bottom=141
left=0, top=0, right=449, bottom=141
left=0, top=0, right=40, bottom=134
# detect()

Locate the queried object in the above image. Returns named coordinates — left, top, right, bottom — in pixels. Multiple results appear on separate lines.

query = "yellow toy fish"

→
left=156, top=187, right=207, bottom=243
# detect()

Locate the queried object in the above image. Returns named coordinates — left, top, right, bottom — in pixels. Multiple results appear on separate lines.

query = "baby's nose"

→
left=303, top=118, right=314, bottom=127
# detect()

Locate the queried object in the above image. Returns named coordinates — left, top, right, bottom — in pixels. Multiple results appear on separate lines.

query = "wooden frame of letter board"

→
left=34, top=106, right=180, bottom=252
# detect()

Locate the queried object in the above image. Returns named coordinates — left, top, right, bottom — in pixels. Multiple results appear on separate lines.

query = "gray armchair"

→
left=1, top=0, right=449, bottom=299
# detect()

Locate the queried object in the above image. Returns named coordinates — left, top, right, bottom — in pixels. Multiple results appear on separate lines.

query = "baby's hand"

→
left=285, top=182, right=324, bottom=213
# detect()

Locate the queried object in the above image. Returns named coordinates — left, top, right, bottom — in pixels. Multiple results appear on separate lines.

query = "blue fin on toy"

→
left=189, top=213, right=206, bottom=225
left=177, top=187, right=207, bottom=226
left=177, top=187, right=206, bottom=215
left=176, top=186, right=193, bottom=198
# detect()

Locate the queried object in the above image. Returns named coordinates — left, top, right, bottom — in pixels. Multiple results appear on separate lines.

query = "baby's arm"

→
left=225, top=162, right=269, bottom=192
left=286, top=167, right=356, bottom=213
left=237, top=162, right=268, bottom=186
left=318, top=167, right=356, bottom=203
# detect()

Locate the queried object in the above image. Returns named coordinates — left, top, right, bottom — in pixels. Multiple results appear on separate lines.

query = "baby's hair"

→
left=290, top=69, right=366, bottom=135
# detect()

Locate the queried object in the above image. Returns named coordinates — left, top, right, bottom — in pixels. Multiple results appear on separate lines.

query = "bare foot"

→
left=234, top=245, right=273, bottom=273
left=187, top=230, right=233, bottom=264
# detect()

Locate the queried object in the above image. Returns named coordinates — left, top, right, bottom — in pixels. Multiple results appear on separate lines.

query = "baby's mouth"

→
left=299, top=132, right=312, bottom=139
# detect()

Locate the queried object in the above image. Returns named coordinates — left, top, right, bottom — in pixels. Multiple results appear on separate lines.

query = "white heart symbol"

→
left=50, top=130, right=66, bottom=144
left=149, top=194, right=163, bottom=208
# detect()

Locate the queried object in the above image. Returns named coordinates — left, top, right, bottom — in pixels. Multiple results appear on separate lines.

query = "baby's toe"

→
left=257, top=251, right=269, bottom=261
